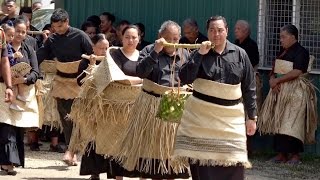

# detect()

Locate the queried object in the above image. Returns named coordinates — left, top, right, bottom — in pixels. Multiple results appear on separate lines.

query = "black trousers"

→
left=190, top=163, right=244, bottom=180
left=56, top=98, right=74, bottom=146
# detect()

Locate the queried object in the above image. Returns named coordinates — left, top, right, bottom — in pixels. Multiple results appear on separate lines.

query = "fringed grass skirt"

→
left=258, top=77, right=317, bottom=144
left=113, top=79, right=188, bottom=175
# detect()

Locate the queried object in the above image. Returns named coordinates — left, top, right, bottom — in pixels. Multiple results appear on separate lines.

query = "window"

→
left=258, top=0, right=320, bottom=72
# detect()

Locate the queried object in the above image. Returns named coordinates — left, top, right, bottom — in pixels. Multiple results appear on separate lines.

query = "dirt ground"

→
left=1, top=142, right=319, bottom=180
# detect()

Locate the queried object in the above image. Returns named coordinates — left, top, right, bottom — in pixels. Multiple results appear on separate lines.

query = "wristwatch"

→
left=24, top=78, right=27, bottom=83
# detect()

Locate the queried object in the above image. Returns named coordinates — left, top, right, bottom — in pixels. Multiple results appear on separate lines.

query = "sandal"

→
left=287, top=158, right=302, bottom=165
left=268, top=156, right=287, bottom=163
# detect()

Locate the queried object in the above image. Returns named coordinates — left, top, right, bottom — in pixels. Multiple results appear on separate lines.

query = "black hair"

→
left=51, top=8, right=69, bottom=23
left=281, top=24, right=299, bottom=40
left=13, top=16, right=27, bottom=27
left=121, top=24, right=140, bottom=36
left=1, top=23, right=14, bottom=33
left=134, top=22, right=145, bottom=37
left=42, top=23, right=51, bottom=31
left=91, top=33, right=106, bottom=45
left=19, top=7, right=32, bottom=15
left=206, top=15, right=228, bottom=30
left=86, top=15, right=101, bottom=28
left=116, top=20, right=130, bottom=30
left=81, top=21, right=98, bottom=33
left=4, top=0, right=16, bottom=5
left=100, top=12, right=115, bottom=24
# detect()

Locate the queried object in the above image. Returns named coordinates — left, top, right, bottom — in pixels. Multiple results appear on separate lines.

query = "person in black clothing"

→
left=1, top=17, right=39, bottom=176
left=37, top=8, right=93, bottom=166
left=234, top=20, right=260, bottom=157
left=259, top=25, right=315, bottom=165
left=77, top=33, right=109, bottom=180
left=234, top=20, right=259, bottom=69
left=116, top=20, right=190, bottom=180
left=174, top=16, right=257, bottom=180
left=179, top=18, right=208, bottom=44
left=0, top=0, right=17, bottom=25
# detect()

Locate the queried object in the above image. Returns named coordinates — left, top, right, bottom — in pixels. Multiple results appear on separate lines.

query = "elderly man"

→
left=114, top=20, right=190, bottom=180
left=179, top=18, right=208, bottom=44
left=234, top=20, right=259, bottom=69
left=174, top=16, right=257, bottom=180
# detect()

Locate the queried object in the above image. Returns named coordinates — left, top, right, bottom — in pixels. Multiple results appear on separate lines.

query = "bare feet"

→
left=62, top=150, right=78, bottom=166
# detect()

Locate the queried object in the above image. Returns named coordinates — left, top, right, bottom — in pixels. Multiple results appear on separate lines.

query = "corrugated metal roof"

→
left=58, top=0, right=258, bottom=42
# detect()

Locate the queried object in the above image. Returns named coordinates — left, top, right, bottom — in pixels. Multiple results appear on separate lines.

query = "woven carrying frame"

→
left=69, top=48, right=141, bottom=155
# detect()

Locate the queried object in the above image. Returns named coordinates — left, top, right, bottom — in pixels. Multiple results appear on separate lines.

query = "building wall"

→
left=56, top=0, right=258, bottom=42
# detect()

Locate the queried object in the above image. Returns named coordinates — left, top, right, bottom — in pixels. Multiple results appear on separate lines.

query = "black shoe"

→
left=89, top=174, right=100, bottom=180
left=30, top=143, right=40, bottom=151
left=6, top=170, right=17, bottom=176
left=0, top=167, right=17, bottom=176
left=49, top=144, right=65, bottom=153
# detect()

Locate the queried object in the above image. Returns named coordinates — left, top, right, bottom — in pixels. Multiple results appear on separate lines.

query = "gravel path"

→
left=1, top=142, right=318, bottom=180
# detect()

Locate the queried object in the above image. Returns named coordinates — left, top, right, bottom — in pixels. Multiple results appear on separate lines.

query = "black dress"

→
left=0, top=123, right=25, bottom=168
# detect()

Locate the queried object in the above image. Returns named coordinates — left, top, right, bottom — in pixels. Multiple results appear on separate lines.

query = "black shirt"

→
left=0, top=16, right=16, bottom=25
left=10, top=42, right=39, bottom=85
left=235, top=36, right=259, bottom=67
left=137, top=44, right=189, bottom=87
left=179, top=41, right=257, bottom=119
left=37, top=27, right=93, bottom=64
left=110, top=48, right=138, bottom=76
left=179, top=32, right=208, bottom=44
left=275, top=42, right=309, bottom=73
left=137, top=40, right=151, bottom=51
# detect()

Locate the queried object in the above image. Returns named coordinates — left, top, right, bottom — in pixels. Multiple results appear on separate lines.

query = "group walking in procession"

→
left=0, top=0, right=318, bottom=180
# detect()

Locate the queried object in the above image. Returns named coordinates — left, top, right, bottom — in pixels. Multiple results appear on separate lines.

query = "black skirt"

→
left=107, top=158, right=190, bottom=179
left=106, top=158, right=141, bottom=179
left=190, top=163, right=244, bottom=180
left=0, top=123, right=25, bottom=167
left=79, top=142, right=109, bottom=175
left=274, top=134, right=304, bottom=153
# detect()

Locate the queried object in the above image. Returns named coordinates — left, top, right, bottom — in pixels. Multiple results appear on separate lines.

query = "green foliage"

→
left=157, top=90, right=190, bottom=123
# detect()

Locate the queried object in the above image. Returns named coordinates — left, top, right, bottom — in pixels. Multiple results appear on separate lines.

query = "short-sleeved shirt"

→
left=275, top=42, right=309, bottom=73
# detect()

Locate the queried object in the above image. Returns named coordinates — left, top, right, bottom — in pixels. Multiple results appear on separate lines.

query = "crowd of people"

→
left=0, top=0, right=317, bottom=180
